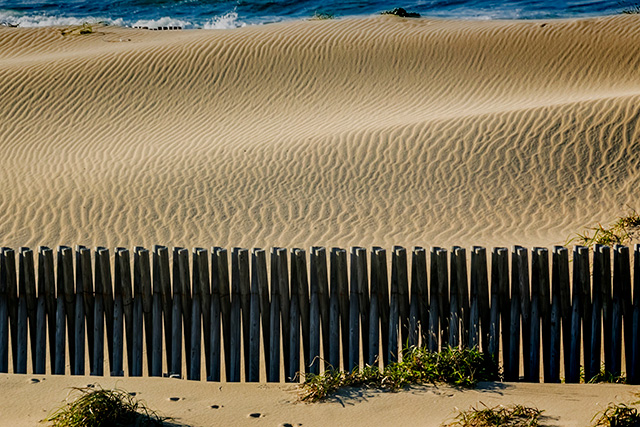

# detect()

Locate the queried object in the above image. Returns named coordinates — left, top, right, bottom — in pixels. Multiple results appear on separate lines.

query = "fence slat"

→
left=408, top=247, right=425, bottom=348
left=589, top=245, right=603, bottom=383
left=449, top=248, right=460, bottom=349
left=578, top=246, right=592, bottom=382
left=295, top=249, right=311, bottom=374
left=348, top=247, right=360, bottom=371
left=178, top=249, right=191, bottom=379
left=334, top=249, right=349, bottom=371
left=0, top=249, right=9, bottom=373
left=277, top=248, right=291, bottom=378
left=207, top=248, right=221, bottom=382
left=476, top=247, right=490, bottom=354
left=611, top=245, right=625, bottom=377
left=2, top=249, right=17, bottom=373
left=568, top=246, right=584, bottom=383
left=528, top=248, right=541, bottom=383
left=78, top=247, right=93, bottom=375
left=368, top=248, right=381, bottom=367
left=17, top=248, right=29, bottom=374
left=189, top=248, right=202, bottom=381
left=268, top=248, right=282, bottom=381
left=455, top=247, right=470, bottom=349
left=154, top=246, right=173, bottom=376
left=112, top=249, right=125, bottom=377
left=517, top=247, right=530, bottom=382
left=229, top=248, right=242, bottom=382
left=171, top=248, right=185, bottom=378
left=35, top=247, right=52, bottom=374
left=72, top=247, right=85, bottom=376
left=549, top=247, right=563, bottom=383
left=151, top=247, right=163, bottom=377
left=312, top=247, right=330, bottom=367
left=631, top=244, right=640, bottom=384
left=213, top=248, right=230, bottom=380
left=428, top=248, right=441, bottom=353
left=328, top=249, right=340, bottom=370
left=248, top=249, right=263, bottom=381
left=488, top=248, right=505, bottom=363
left=355, top=248, right=369, bottom=365
left=394, top=247, right=409, bottom=353
left=376, top=248, right=390, bottom=366
left=436, top=249, right=449, bottom=350
left=196, top=248, right=211, bottom=380
left=601, top=246, right=612, bottom=375
left=469, top=248, right=480, bottom=351
left=506, top=246, right=521, bottom=382
left=619, top=246, right=633, bottom=379
left=288, top=250, right=301, bottom=382
left=537, top=248, right=551, bottom=383
left=389, top=248, right=400, bottom=363
left=308, top=248, right=319, bottom=375
left=256, top=249, right=269, bottom=379
left=21, top=248, right=38, bottom=373
left=237, top=249, right=250, bottom=381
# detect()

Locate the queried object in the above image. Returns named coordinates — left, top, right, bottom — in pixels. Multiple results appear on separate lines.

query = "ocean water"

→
left=0, top=0, right=633, bottom=29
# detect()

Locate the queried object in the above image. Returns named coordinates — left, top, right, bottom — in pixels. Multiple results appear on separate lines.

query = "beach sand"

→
left=1, top=14, right=640, bottom=426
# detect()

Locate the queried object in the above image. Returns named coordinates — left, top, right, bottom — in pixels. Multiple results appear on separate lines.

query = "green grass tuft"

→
left=566, top=208, right=640, bottom=249
left=445, top=403, right=543, bottom=427
left=592, top=399, right=640, bottom=427
left=300, top=347, right=500, bottom=402
left=43, top=386, right=169, bottom=427
left=585, top=366, right=627, bottom=384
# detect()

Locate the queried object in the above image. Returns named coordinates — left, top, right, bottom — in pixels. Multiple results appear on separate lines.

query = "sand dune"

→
left=1, top=15, right=640, bottom=251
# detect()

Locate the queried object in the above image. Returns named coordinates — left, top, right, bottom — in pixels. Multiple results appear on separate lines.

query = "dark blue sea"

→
left=0, top=0, right=633, bottom=29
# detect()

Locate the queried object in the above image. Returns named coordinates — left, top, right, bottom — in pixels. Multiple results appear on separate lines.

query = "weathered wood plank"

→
left=112, top=249, right=125, bottom=377
left=611, top=245, right=625, bottom=378
left=601, top=246, right=612, bottom=375
left=376, top=248, right=390, bottom=367
left=488, top=248, right=502, bottom=363
left=389, top=248, right=400, bottom=363
left=309, top=247, right=323, bottom=373
left=528, top=248, right=541, bottom=383
left=21, top=248, right=38, bottom=373
left=35, top=247, right=52, bottom=374
left=631, top=244, right=640, bottom=384
left=132, top=247, right=149, bottom=377
left=268, top=248, right=282, bottom=381
left=151, top=247, right=163, bottom=377
left=238, top=248, right=251, bottom=381
left=171, top=248, right=185, bottom=378
left=549, top=247, right=563, bottom=383
left=277, top=248, right=291, bottom=378
left=92, top=248, right=105, bottom=376
left=334, top=248, right=349, bottom=370
left=288, top=250, right=301, bottom=382
left=2, top=249, right=18, bottom=373
left=248, top=249, right=263, bottom=382
left=189, top=248, right=202, bottom=381
left=195, top=248, right=211, bottom=380
left=312, top=247, right=330, bottom=368
left=408, top=247, right=426, bottom=349
left=78, top=246, right=93, bottom=375
left=449, top=248, right=460, bottom=349
left=256, top=248, right=270, bottom=374
left=619, top=246, right=633, bottom=380
left=394, top=246, right=409, bottom=355
left=229, top=248, right=242, bottom=382
left=517, top=247, right=530, bottom=381
left=428, top=247, right=441, bottom=353
left=355, top=247, right=369, bottom=365
left=578, top=246, right=592, bottom=382
left=506, top=246, right=521, bottom=382
left=469, top=248, right=480, bottom=351
left=589, top=245, right=603, bottom=383
left=17, top=248, right=29, bottom=374
left=495, top=248, right=509, bottom=373
left=178, top=249, right=191, bottom=379
left=436, top=249, right=449, bottom=350
left=154, top=246, right=173, bottom=376
left=368, top=248, right=381, bottom=367
left=348, top=247, right=360, bottom=371
left=0, top=249, right=9, bottom=373
left=475, top=247, right=490, bottom=355
left=295, top=249, right=311, bottom=374
left=208, top=248, right=221, bottom=382
left=537, top=248, right=551, bottom=383
left=455, top=247, right=470, bottom=349
left=213, top=247, right=231, bottom=381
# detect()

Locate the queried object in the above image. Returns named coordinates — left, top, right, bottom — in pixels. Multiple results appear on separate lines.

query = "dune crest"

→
left=0, top=16, right=639, bottom=250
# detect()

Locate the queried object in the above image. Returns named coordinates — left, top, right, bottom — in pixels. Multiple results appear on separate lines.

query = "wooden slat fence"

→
left=0, top=244, right=638, bottom=383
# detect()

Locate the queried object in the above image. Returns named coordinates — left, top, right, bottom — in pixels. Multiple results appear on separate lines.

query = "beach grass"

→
left=445, top=403, right=543, bottom=427
left=567, top=208, right=640, bottom=248
left=592, top=398, right=640, bottom=427
left=43, top=386, right=169, bottom=427
left=300, top=347, right=501, bottom=402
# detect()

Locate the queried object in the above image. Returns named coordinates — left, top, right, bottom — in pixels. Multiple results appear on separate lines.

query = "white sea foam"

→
left=131, top=16, right=192, bottom=29
left=0, top=11, right=124, bottom=27
left=203, top=12, right=246, bottom=29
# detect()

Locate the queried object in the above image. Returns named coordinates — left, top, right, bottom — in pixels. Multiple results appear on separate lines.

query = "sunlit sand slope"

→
left=1, top=15, right=639, bottom=250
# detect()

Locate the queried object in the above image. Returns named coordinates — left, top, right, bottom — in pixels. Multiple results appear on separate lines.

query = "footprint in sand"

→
left=248, top=413, right=263, bottom=418
left=29, top=378, right=40, bottom=383
left=211, top=405, right=222, bottom=409
left=168, top=397, right=182, bottom=402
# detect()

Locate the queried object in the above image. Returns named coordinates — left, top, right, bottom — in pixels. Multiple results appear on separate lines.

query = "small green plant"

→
left=300, top=347, right=500, bottom=402
left=310, top=11, right=335, bottom=20
left=43, top=386, right=169, bottom=426
left=445, top=403, right=543, bottom=427
left=586, top=366, right=627, bottom=384
left=567, top=208, right=640, bottom=249
left=592, top=398, right=640, bottom=426
left=381, top=7, right=421, bottom=17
